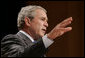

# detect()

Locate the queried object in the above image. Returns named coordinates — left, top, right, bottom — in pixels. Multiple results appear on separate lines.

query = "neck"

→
left=21, top=28, right=41, bottom=40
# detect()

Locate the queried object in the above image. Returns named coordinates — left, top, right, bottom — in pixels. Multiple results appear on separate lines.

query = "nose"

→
left=44, top=21, right=48, bottom=28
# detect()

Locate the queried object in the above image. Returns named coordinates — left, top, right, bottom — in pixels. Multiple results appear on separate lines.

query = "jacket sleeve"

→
left=1, top=34, right=47, bottom=57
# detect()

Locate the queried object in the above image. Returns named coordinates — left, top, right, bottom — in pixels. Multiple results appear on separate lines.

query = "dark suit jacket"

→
left=1, top=32, right=47, bottom=57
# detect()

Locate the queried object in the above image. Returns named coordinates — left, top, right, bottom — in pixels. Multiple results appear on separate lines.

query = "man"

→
left=1, top=5, right=73, bottom=57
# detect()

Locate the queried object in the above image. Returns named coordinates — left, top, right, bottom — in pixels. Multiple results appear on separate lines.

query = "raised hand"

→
left=47, top=17, right=73, bottom=40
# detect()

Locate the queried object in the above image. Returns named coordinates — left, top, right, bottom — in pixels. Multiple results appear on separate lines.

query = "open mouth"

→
left=42, top=29, right=46, bottom=33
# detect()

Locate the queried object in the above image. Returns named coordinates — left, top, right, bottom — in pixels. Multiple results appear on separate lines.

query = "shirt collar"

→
left=19, top=30, right=35, bottom=42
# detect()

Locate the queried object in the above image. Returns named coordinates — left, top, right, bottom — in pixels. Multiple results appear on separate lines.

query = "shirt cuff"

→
left=42, top=34, right=54, bottom=48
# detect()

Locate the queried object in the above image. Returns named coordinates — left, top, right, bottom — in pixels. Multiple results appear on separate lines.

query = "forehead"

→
left=35, top=9, right=48, bottom=20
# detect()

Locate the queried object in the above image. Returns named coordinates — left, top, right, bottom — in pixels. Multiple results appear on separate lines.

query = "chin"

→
left=40, top=34, right=44, bottom=37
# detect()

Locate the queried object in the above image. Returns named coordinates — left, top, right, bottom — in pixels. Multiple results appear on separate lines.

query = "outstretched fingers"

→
left=57, top=27, right=72, bottom=36
left=63, top=27, right=72, bottom=33
left=59, top=17, right=73, bottom=27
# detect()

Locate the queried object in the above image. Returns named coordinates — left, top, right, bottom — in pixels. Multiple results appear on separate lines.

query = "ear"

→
left=24, top=16, right=31, bottom=27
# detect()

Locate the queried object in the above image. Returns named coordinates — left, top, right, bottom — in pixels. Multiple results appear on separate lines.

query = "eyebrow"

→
left=40, top=17, right=48, bottom=21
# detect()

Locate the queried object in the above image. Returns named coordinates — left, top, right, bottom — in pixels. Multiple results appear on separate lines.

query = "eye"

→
left=41, top=18, right=45, bottom=21
left=40, top=17, right=48, bottom=22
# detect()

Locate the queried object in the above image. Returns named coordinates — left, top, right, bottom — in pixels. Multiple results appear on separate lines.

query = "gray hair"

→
left=17, top=5, right=47, bottom=30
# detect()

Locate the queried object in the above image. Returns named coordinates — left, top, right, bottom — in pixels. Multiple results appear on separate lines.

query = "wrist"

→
left=47, top=33, right=54, bottom=40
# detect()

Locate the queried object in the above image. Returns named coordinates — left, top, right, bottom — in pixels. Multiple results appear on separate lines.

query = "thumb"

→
left=64, top=27, right=72, bottom=33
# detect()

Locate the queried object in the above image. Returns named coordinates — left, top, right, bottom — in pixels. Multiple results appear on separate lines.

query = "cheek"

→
left=31, top=23, right=42, bottom=33
left=35, top=23, right=43, bottom=35
left=31, top=20, right=44, bottom=34
left=36, top=24, right=42, bottom=32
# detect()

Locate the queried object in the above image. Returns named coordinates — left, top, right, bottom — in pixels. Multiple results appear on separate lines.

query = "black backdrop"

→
left=1, top=0, right=28, bottom=39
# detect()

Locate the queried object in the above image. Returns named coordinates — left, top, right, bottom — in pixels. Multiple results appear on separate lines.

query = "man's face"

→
left=29, top=9, right=48, bottom=37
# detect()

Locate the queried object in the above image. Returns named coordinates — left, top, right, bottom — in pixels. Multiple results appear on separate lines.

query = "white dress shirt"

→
left=19, top=30, right=54, bottom=48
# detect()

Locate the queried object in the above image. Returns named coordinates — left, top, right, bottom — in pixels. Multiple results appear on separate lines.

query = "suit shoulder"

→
left=1, top=34, right=18, bottom=42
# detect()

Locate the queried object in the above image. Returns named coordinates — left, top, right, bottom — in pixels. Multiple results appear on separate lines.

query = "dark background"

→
left=1, top=0, right=84, bottom=57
